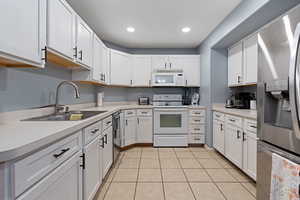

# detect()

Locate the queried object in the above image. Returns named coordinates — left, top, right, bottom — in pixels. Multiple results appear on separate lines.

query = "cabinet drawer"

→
left=137, top=109, right=152, bottom=116
left=189, top=109, right=205, bottom=117
left=190, top=116, right=205, bottom=124
left=103, top=116, right=112, bottom=130
left=226, top=115, right=242, bottom=127
left=189, top=124, right=205, bottom=134
left=189, top=134, right=205, bottom=144
left=124, top=109, right=136, bottom=117
left=14, top=132, right=82, bottom=197
left=244, top=119, right=257, bottom=133
left=84, top=121, right=102, bottom=145
left=213, top=112, right=225, bottom=121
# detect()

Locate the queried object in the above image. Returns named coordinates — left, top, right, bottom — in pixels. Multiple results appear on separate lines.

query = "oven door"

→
left=154, top=108, right=188, bottom=134
left=152, top=73, right=176, bottom=86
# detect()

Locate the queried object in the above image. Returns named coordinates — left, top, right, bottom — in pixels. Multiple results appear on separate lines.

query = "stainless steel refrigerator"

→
left=257, top=4, right=300, bottom=200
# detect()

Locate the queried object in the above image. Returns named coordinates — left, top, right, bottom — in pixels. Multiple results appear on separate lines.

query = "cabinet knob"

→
left=79, top=50, right=83, bottom=60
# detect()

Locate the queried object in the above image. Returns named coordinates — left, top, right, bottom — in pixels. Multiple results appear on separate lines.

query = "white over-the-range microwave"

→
left=152, top=70, right=185, bottom=87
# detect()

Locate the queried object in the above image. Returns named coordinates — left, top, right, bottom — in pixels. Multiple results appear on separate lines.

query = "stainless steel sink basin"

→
left=23, top=111, right=107, bottom=121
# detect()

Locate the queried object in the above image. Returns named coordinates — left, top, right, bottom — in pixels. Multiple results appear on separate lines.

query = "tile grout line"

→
left=133, top=148, right=142, bottom=200
left=158, top=148, right=167, bottom=200
left=175, top=148, right=197, bottom=200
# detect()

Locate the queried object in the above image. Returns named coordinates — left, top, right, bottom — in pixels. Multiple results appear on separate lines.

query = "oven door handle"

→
left=154, top=108, right=187, bottom=112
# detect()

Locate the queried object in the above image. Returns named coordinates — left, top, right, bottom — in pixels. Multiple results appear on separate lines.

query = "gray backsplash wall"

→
left=0, top=64, right=96, bottom=113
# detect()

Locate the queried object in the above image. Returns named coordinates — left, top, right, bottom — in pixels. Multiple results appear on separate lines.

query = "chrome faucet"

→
left=55, top=81, right=80, bottom=114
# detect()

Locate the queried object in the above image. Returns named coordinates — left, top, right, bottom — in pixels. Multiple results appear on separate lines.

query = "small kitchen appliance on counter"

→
left=153, top=94, right=188, bottom=147
left=225, top=92, right=255, bottom=109
left=138, top=97, right=150, bottom=105
left=191, top=93, right=200, bottom=105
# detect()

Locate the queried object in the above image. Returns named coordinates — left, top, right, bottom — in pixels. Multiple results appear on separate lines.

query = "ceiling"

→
left=67, top=0, right=242, bottom=48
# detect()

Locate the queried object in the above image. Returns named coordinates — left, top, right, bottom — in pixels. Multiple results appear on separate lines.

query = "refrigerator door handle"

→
left=289, top=23, right=300, bottom=140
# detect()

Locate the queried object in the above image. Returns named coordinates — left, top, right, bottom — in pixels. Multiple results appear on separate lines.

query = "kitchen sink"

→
left=23, top=111, right=107, bottom=121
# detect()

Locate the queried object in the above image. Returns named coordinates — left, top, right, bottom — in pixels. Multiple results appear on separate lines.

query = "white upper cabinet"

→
left=151, top=56, right=169, bottom=70
left=132, top=56, right=152, bottom=87
left=92, top=35, right=103, bottom=82
left=182, top=55, right=200, bottom=87
left=47, top=0, right=75, bottom=60
left=76, top=16, right=93, bottom=68
left=102, top=45, right=110, bottom=84
left=168, top=56, right=185, bottom=69
left=228, top=42, right=243, bottom=86
left=110, top=50, right=132, bottom=86
left=243, top=35, right=258, bottom=85
left=0, top=0, right=46, bottom=68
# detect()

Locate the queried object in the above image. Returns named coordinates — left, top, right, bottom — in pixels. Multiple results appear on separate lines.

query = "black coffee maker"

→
left=225, top=92, right=255, bottom=109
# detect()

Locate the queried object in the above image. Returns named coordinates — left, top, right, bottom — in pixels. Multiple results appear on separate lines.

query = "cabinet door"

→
left=124, top=117, right=137, bottom=146
left=137, top=117, right=153, bottom=143
left=102, top=46, right=110, bottom=84
left=213, top=120, right=225, bottom=155
left=183, top=56, right=200, bottom=86
left=243, top=131, right=257, bottom=180
left=92, top=35, right=103, bottom=82
left=17, top=153, right=82, bottom=200
left=84, top=137, right=101, bottom=200
left=76, top=16, right=93, bottom=67
left=47, top=0, right=75, bottom=60
left=228, top=42, right=243, bottom=86
left=151, top=56, right=169, bottom=70
left=225, top=124, right=243, bottom=168
left=168, top=56, right=184, bottom=70
left=110, top=50, right=132, bottom=86
left=244, top=35, right=258, bottom=84
left=103, top=127, right=113, bottom=177
left=0, top=0, right=46, bottom=67
left=132, top=56, right=152, bottom=86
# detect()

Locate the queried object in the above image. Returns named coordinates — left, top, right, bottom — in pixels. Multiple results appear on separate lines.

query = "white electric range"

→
left=153, top=94, right=188, bottom=147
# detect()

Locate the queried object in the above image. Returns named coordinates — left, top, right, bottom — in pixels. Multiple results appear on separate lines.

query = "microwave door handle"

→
left=289, top=23, right=300, bottom=140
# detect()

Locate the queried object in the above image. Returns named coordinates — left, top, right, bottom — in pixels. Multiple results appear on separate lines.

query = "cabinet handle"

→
left=104, top=134, right=108, bottom=144
left=104, top=74, right=106, bottom=82
left=229, top=119, right=235, bottom=122
left=237, top=130, right=241, bottom=139
left=220, top=124, right=223, bottom=131
left=186, top=80, right=188, bottom=86
left=137, top=118, right=139, bottom=124
left=53, top=148, right=70, bottom=158
left=80, top=153, right=85, bottom=170
left=91, top=128, right=99, bottom=134
left=73, top=47, right=78, bottom=58
left=237, top=76, right=241, bottom=83
left=101, top=137, right=105, bottom=148
left=79, top=50, right=83, bottom=60
left=165, top=63, right=167, bottom=69
left=149, top=80, right=151, bottom=86
left=194, top=128, right=200, bottom=131
left=170, top=63, right=172, bottom=68
left=243, top=132, right=246, bottom=141
left=41, top=47, right=47, bottom=63
left=194, top=120, right=201, bottom=122
left=106, top=121, right=112, bottom=125
left=250, top=125, right=257, bottom=128
left=141, top=112, right=148, bottom=114
left=126, top=119, right=128, bottom=126
left=130, top=80, right=133, bottom=85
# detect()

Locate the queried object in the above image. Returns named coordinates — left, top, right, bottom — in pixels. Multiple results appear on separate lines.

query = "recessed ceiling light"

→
left=126, top=27, right=135, bottom=33
left=182, top=27, right=191, bottom=33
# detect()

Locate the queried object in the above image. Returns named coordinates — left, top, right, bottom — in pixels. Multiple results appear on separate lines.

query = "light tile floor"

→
left=94, top=147, right=256, bottom=200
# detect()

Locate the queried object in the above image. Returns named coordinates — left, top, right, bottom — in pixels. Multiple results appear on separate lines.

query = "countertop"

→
left=212, top=104, right=257, bottom=120
left=0, top=104, right=205, bottom=163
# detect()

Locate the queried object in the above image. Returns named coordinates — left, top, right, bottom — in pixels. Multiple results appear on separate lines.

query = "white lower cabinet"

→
left=17, top=152, right=82, bottom=200
left=213, top=112, right=257, bottom=180
left=137, top=116, right=153, bottom=143
left=83, top=136, right=101, bottom=200
left=102, top=126, right=113, bottom=176
left=225, top=123, right=243, bottom=168
left=243, top=129, right=257, bottom=180
left=124, top=116, right=137, bottom=146
left=213, top=120, right=225, bottom=154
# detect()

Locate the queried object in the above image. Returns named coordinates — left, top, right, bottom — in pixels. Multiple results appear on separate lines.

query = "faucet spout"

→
left=55, top=81, right=80, bottom=114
